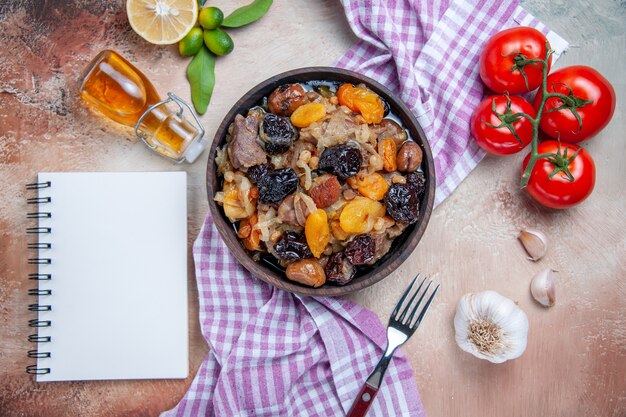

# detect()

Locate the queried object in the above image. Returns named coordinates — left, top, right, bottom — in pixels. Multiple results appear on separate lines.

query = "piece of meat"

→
left=293, top=192, right=316, bottom=227
left=368, top=232, right=393, bottom=265
left=277, top=195, right=298, bottom=226
left=308, top=174, right=341, bottom=208
left=372, top=118, right=407, bottom=147
left=228, top=114, right=267, bottom=169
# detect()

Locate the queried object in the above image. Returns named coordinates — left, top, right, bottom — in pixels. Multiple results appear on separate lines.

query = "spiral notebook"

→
left=26, top=172, right=188, bottom=382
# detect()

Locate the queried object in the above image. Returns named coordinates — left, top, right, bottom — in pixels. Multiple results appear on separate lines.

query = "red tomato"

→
left=534, top=65, right=616, bottom=143
left=522, top=140, right=595, bottom=209
left=479, top=27, right=552, bottom=94
left=470, top=95, right=536, bottom=155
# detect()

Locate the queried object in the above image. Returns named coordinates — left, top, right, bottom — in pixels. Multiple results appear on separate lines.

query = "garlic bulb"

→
left=454, top=291, right=529, bottom=363
left=530, top=268, right=556, bottom=307
left=518, top=228, right=548, bottom=261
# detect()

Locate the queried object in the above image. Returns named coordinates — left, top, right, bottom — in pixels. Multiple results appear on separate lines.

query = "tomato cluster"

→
left=471, top=27, right=616, bottom=209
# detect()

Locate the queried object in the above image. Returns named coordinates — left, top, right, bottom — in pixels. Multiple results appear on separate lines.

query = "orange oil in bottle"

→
left=79, top=50, right=201, bottom=161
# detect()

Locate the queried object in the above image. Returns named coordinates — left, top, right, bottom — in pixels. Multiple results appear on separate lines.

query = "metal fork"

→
left=347, top=275, right=439, bottom=417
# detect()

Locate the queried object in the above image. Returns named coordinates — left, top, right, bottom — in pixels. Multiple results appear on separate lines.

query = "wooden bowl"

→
left=207, top=67, right=435, bottom=296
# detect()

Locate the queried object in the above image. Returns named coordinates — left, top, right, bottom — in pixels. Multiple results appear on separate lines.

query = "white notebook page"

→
left=34, top=172, right=188, bottom=382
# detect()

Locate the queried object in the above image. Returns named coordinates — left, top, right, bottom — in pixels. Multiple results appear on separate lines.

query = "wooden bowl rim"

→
left=206, top=66, right=436, bottom=296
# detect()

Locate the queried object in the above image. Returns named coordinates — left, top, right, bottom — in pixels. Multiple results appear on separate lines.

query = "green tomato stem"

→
left=519, top=43, right=558, bottom=188
left=492, top=45, right=585, bottom=189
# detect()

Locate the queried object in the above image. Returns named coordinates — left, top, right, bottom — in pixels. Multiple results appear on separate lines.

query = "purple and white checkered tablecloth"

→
left=162, top=1, right=567, bottom=416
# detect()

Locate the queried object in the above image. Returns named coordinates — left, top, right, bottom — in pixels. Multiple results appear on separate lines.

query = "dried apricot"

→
left=330, top=219, right=350, bottom=241
left=356, top=173, right=389, bottom=201
left=379, top=138, right=397, bottom=172
left=337, top=84, right=355, bottom=109
left=285, top=259, right=326, bottom=287
left=337, top=84, right=384, bottom=124
left=305, top=209, right=331, bottom=258
left=339, top=197, right=386, bottom=234
left=346, top=175, right=359, bottom=189
left=239, top=213, right=261, bottom=251
left=290, top=102, right=327, bottom=128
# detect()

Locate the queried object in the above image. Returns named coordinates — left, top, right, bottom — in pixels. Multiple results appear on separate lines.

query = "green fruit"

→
left=203, top=29, right=234, bottom=56
left=198, top=7, right=224, bottom=30
left=178, top=27, right=204, bottom=57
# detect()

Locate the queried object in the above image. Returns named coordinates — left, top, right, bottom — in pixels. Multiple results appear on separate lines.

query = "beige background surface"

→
left=1, top=0, right=624, bottom=416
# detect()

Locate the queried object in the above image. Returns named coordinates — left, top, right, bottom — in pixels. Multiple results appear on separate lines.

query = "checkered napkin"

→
left=162, top=2, right=567, bottom=416
left=162, top=214, right=424, bottom=417
left=337, top=0, right=568, bottom=205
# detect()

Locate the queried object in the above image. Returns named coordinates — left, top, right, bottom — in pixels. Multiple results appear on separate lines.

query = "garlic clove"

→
left=530, top=268, right=556, bottom=307
left=518, top=228, right=548, bottom=261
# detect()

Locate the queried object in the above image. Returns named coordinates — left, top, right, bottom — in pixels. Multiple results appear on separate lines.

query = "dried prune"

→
left=325, top=251, right=356, bottom=285
left=258, top=168, right=298, bottom=204
left=318, top=145, right=362, bottom=181
left=406, top=171, right=426, bottom=196
left=274, top=231, right=313, bottom=261
left=344, top=235, right=376, bottom=266
left=259, top=113, right=297, bottom=154
left=385, top=183, right=420, bottom=224
left=247, top=163, right=270, bottom=184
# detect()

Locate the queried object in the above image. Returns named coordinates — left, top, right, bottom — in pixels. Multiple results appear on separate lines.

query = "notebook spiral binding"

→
left=26, top=181, right=52, bottom=376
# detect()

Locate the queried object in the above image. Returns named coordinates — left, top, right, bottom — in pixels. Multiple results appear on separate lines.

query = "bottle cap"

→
left=183, top=135, right=208, bottom=163
left=134, top=93, right=207, bottom=164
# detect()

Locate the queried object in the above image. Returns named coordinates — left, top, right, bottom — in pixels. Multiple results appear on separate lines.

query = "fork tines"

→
left=392, top=274, right=439, bottom=330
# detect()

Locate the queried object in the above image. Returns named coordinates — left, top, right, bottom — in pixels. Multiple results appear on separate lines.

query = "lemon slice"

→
left=127, top=0, right=198, bottom=45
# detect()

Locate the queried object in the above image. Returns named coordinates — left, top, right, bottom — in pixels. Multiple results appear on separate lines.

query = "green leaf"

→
left=221, top=0, right=273, bottom=28
left=198, top=0, right=207, bottom=6
left=186, top=46, right=216, bottom=115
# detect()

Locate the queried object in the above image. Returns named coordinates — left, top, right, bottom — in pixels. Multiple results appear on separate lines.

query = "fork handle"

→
left=347, top=351, right=393, bottom=417
left=346, top=383, right=379, bottom=417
